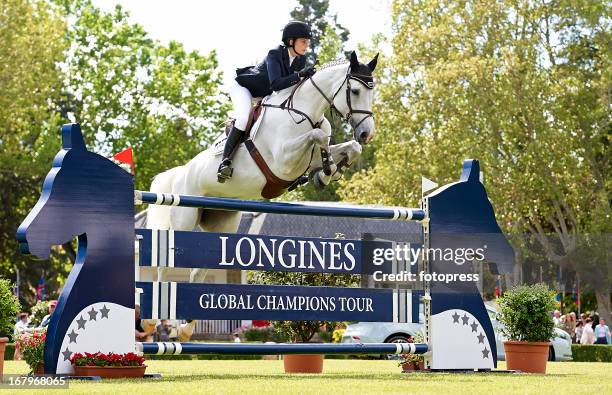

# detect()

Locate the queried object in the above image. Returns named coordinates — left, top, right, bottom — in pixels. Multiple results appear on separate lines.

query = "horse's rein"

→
left=262, top=65, right=375, bottom=131
left=261, top=76, right=322, bottom=128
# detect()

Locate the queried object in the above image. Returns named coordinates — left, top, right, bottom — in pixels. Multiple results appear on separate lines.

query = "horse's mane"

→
left=318, top=58, right=349, bottom=70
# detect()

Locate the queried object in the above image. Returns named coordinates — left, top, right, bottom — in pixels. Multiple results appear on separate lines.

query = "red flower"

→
left=70, top=351, right=145, bottom=367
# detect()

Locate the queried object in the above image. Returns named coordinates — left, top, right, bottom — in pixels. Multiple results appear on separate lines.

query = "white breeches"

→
left=228, top=80, right=253, bottom=130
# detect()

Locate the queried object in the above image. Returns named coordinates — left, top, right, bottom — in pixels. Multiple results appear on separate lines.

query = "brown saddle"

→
left=224, top=100, right=295, bottom=199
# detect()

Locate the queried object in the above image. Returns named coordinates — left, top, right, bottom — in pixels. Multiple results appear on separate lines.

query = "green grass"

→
left=3, top=359, right=611, bottom=394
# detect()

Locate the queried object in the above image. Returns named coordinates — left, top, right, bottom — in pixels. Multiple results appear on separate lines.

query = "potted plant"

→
left=398, top=330, right=426, bottom=372
left=0, top=279, right=21, bottom=378
left=28, top=301, right=50, bottom=327
left=497, top=283, right=556, bottom=373
left=15, top=330, right=46, bottom=374
left=251, top=264, right=360, bottom=373
left=70, top=352, right=147, bottom=378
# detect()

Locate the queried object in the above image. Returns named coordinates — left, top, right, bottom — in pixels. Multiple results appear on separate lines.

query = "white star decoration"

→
left=55, top=302, right=134, bottom=375
left=430, top=309, right=494, bottom=369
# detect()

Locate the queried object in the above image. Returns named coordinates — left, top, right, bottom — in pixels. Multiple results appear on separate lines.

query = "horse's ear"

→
left=460, top=159, right=481, bottom=183
left=61, top=123, right=86, bottom=151
left=368, top=53, right=379, bottom=72
left=349, top=51, right=358, bottom=70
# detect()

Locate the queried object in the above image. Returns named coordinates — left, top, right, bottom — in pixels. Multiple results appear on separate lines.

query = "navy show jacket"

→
left=235, top=45, right=306, bottom=98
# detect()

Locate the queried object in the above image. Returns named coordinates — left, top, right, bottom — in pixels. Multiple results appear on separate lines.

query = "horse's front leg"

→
left=329, top=140, right=362, bottom=181
left=309, top=140, right=362, bottom=188
left=278, top=127, right=335, bottom=179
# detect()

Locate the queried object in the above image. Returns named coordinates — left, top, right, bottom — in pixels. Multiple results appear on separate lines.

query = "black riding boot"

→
left=217, top=125, right=245, bottom=183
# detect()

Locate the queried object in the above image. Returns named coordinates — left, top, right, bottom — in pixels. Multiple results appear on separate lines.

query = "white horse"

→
left=146, top=52, right=377, bottom=287
left=144, top=52, right=377, bottom=337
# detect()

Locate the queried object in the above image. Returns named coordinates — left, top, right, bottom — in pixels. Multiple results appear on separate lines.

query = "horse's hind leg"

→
left=199, top=209, right=242, bottom=233
left=147, top=166, right=183, bottom=230
left=168, top=167, right=203, bottom=231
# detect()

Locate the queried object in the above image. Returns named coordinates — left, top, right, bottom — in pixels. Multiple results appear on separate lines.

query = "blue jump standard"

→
left=138, top=342, right=429, bottom=355
left=135, top=190, right=426, bottom=221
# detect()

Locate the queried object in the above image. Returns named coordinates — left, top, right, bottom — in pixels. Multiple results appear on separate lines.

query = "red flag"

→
left=494, top=275, right=502, bottom=298
left=36, top=275, right=45, bottom=301
left=113, top=147, right=134, bottom=175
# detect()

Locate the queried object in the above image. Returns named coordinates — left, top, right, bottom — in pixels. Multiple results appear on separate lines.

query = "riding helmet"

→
left=282, top=21, right=312, bottom=45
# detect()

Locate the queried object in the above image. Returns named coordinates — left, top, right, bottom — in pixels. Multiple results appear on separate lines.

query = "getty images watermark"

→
left=370, top=245, right=487, bottom=283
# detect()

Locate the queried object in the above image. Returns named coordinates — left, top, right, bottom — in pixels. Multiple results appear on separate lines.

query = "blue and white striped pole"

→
left=135, top=191, right=425, bottom=221
left=137, top=342, right=429, bottom=355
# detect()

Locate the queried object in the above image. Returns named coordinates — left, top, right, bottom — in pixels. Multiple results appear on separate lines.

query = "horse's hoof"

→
left=308, top=168, right=325, bottom=190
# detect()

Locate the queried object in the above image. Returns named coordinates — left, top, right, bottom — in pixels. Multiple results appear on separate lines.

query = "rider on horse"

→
left=217, top=21, right=317, bottom=183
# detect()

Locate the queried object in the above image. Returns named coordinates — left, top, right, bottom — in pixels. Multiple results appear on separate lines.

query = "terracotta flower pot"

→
left=0, top=337, right=8, bottom=379
left=401, top=361, right=426, bottom=372
left=283, top=354, right=324, bottom=373
left=503, top=341, right=550, bottom=373
left=33, top=364, right=45, bottom=376
left=73, top=365, right=147, bottom=379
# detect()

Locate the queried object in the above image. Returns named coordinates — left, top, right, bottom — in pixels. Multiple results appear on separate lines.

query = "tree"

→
left=338, top=0, right=610, bottom=320
left=2, top=0, right=229, bottom=307
left=55, top=0, right=229, bottom=192
left=290, top=0, right=349, bottom=65
left=0, top=0, right=69, bottom=306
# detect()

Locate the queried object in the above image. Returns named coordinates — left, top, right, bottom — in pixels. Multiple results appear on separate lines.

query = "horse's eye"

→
left=351, top=88, right=360, bottom=95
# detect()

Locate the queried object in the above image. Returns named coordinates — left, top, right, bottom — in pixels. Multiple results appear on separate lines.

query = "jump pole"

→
left=135, top=191, right=426, bottom=221
left=138, top=342, right=429, bottom=356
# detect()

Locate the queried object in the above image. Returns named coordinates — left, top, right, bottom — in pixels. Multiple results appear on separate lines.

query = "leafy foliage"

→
left=28, top=301, right=50, bottom=327
left=497, top=284, right=556, bottom=342
left=1, top=0, right=228, bottom=307
left=0, top=279, right=21, bottom=338
left=571, top=344, right=612, bottom=362
left=15, top=330, right=46, bottom=373
left=338, top=0, right=611, bottom=320
left=0, top=0, right=68, bottom=306
left=55, top=0, right=229, bottom=192
left=243, top=327, right=289, bottom=343
left=290, top=0, right=349, bottom=65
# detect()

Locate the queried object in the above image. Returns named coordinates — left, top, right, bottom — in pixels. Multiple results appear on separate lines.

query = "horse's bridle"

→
left=262, top=66, right=375, bottom=132
left=310, top=68, right=375, bottom=132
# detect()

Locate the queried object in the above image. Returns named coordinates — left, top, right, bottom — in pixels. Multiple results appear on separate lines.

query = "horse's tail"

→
left=146, top=166, right=184, bottom=230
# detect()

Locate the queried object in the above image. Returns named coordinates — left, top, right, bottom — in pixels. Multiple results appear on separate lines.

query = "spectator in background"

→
left=13, top=313, right=32, bottom=361
left=580, top=318, right=595, bottom=345
left=41, top=300, right=57, bottom=327
left=156, top=319, right=172, bottom=342
left=575, top=321, right=584, bottom=344
left=553, top=310, right=562, bottom=327
left=594, top=319, right=610, bottom=345
left=563, top=312, right=576, bottom=341
left=580, top=313, right=588, bottom=326
left=591, top=313, right=600, bottom=331
left=233, top=333, right=241, bottom=343
left=135, top=305, right=149, bottom=342
left=14, top=313, right=30, bottom=335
